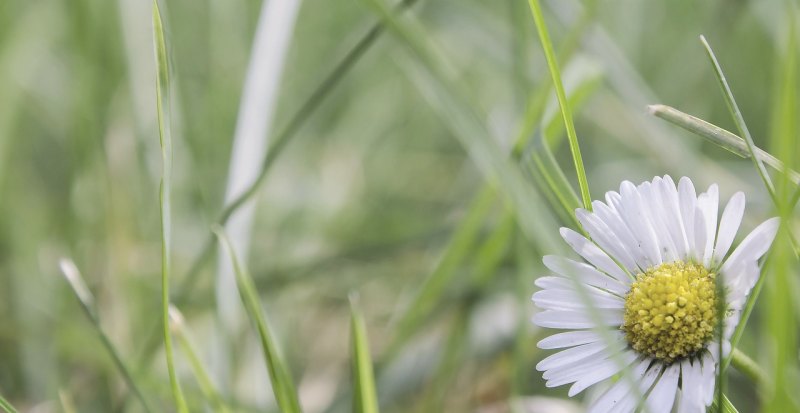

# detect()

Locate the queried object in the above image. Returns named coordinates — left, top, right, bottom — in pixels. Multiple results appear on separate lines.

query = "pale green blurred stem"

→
left=152, top=0, right=188, bottom=410
left=730, top=348, right=767, bottom=389
left=169, top=307, right=232, bottom=413
left=0, top=394, right=18, bottom=413
left=58, top=259, right=154, bottom=413
left=648, top=104, right=800, bottom=184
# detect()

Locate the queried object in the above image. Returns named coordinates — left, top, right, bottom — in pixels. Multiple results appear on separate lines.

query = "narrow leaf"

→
left=527, top=0, right=592, bottom=210
left=58, top=259, right=153, bottom=413
left=648, top=104, right=799, bottom=184
left=214, top=228, right=303, bottom=413
left=350, top=295, right=380, bottom=413
left=152, top=0, right=188, bottom=410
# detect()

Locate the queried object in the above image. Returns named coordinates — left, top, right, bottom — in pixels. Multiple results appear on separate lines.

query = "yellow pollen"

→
left=622, top=261, right=717, bottom=363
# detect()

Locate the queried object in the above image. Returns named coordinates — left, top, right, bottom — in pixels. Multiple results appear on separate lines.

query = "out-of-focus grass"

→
left=0, top=0, right=797, bottom=412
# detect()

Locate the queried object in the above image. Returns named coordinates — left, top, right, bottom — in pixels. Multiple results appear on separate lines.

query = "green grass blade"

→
left=526, top=0, right=592, bottom=210
left=349, top=295, right=380, bottom=413
left=0, top=394, right=18, bottom=413
left=152, top=1, right=188, bottom=410
left=699, top=35, right=776, bottom=199
left=648, top=104, right=800, bottom=184
left=169, top=306, right=232, bottom=413
left=58, top=259, right=153, bottom=413
left=710, top=394, right=740, bottom=413
left=213, top=228, right=303, bottom=413
left=762, top=11, right=800, bottom=410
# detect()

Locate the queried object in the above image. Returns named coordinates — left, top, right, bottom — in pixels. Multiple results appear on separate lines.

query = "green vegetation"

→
left=0, top=0, right=796, bottom=411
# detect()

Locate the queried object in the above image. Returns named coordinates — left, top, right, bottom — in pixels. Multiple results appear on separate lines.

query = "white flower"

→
left=532, top=176, right=779, bottom=413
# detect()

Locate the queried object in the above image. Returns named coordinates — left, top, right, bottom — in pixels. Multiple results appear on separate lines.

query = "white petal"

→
left=697, top=185, right=719, bottom=267
left=535, top=276, right=572, bottom=290
left=532, top=309, right=623, bottom=329
left=678, top=358, right=705, bottom=413
left=588, top=357, right=651, bottom=413
left=712, top=192, right=745, bottom=266
left=537, top=341, right=613, bottom=371
left=652, top=176, right=687, bottom=261
left=568, top=351, right=639, bottom=396
left=700, top=351, right=717, bottom=406
left=560, top=228, right=632, bottom=283
left=533, top=288, right=624, bottom=311
left=643, top=363, right=680, bottom=413
left=641, top=178, right=679, bottom=263
left=537, top=330, right=604, bottom=349
left=577, top=209, right=639, bottom=273
left=543, top=255, right=629, bottom=296
left=608, top=362, right=664, bottom=413
left=620, top=181, right=662, bottom=268
left=545, top=348, right=635, bottom=386
left=678, top=177, right=698, bottom=254
left=593, top=199, right=652, bottom=271
left=721, top=217, right=780, bottom=276
left=693, top=206, right=707, bottom=262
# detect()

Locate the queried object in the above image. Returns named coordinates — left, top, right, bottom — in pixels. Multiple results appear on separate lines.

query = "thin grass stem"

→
left=526, top=0, right=592, bottom=210
left=152, top=1, right=188, bottom=410
left=349, top=294, right=380, bottom=413
left=214, top=227, right=303, bottom=413
left=699, top=35, right=776, bottom=200
left=58, top=259, right=153, bottom=413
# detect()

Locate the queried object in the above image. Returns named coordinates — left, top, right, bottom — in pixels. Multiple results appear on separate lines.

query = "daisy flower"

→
left=532, top=176, right=779, bottom=413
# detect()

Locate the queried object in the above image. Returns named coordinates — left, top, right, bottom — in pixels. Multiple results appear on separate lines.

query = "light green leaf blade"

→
left=152, top=0, right=188, bottom=411
left=350, top=296, right=380, bottom=413
left=214, top=228, right=303, bottom=413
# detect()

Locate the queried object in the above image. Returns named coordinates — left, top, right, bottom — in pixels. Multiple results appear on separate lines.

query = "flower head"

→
left=532, top=176, right=779, bottom=413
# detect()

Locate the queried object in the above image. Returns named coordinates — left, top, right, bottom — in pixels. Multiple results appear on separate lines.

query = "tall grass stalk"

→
left=0, top=394, right=18, bottom=413
left=58, top=259, right=153, bottom=412
left=214, top=228, right=303, bottom=413
left=349, top=295, right=380, bottom=413
left=215, top=0, right=301, bottom=387
left=700, top=35, right=775, bottom=199
left=152, top=1, right=188, bottom=410
left=169, top=306, right=232, bottom=413
left=526, top=0, right=592, bottom=210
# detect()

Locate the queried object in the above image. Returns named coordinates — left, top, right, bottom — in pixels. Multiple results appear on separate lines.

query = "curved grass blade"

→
left=152, top=1, right=188, bottom=410
left=169, top=306, right=232, bottom=413
left=699, top=35, right=776, bottom=199
left=213, top=227, right=303, bottom=413
left=58, top=259, right=153, bottom=413
left=349, top=295, right=380, bottom=413
left=526, top=0, right=592, bottom=210
left=0, top=394, right=18, bottom=413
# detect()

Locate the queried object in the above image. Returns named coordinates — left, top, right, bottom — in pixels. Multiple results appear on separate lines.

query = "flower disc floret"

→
left=622, top=261, right=717, bottom=363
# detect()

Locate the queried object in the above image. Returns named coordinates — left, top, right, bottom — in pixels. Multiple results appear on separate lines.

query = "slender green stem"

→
left=527, top=0, right=592, bottom=210
left=730, top=348, right=767, bottom=388
left=58, top=260, right=153, bottom=413
left=152, top=1, right=188, bottom=410
left=350, top=295, right=380, bottom=413
left=214, top=228, right=303, bottom=413
left=0, top=394, right=18, bottom=413
left=710, top=394, right=740, bottom=413
left=169, top=306, right=232, bottom=413
left=700, top=35, right=776, bottom=200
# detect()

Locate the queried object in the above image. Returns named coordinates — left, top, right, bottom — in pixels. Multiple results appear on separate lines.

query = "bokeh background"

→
left=0, top=0, right=797, bottom=412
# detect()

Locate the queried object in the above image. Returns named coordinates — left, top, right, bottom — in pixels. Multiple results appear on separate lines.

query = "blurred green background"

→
left=0, top=0, right=797, bottom=412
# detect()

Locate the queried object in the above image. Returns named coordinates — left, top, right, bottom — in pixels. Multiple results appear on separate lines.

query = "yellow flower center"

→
left=622, top=261, right=717, bottom=363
